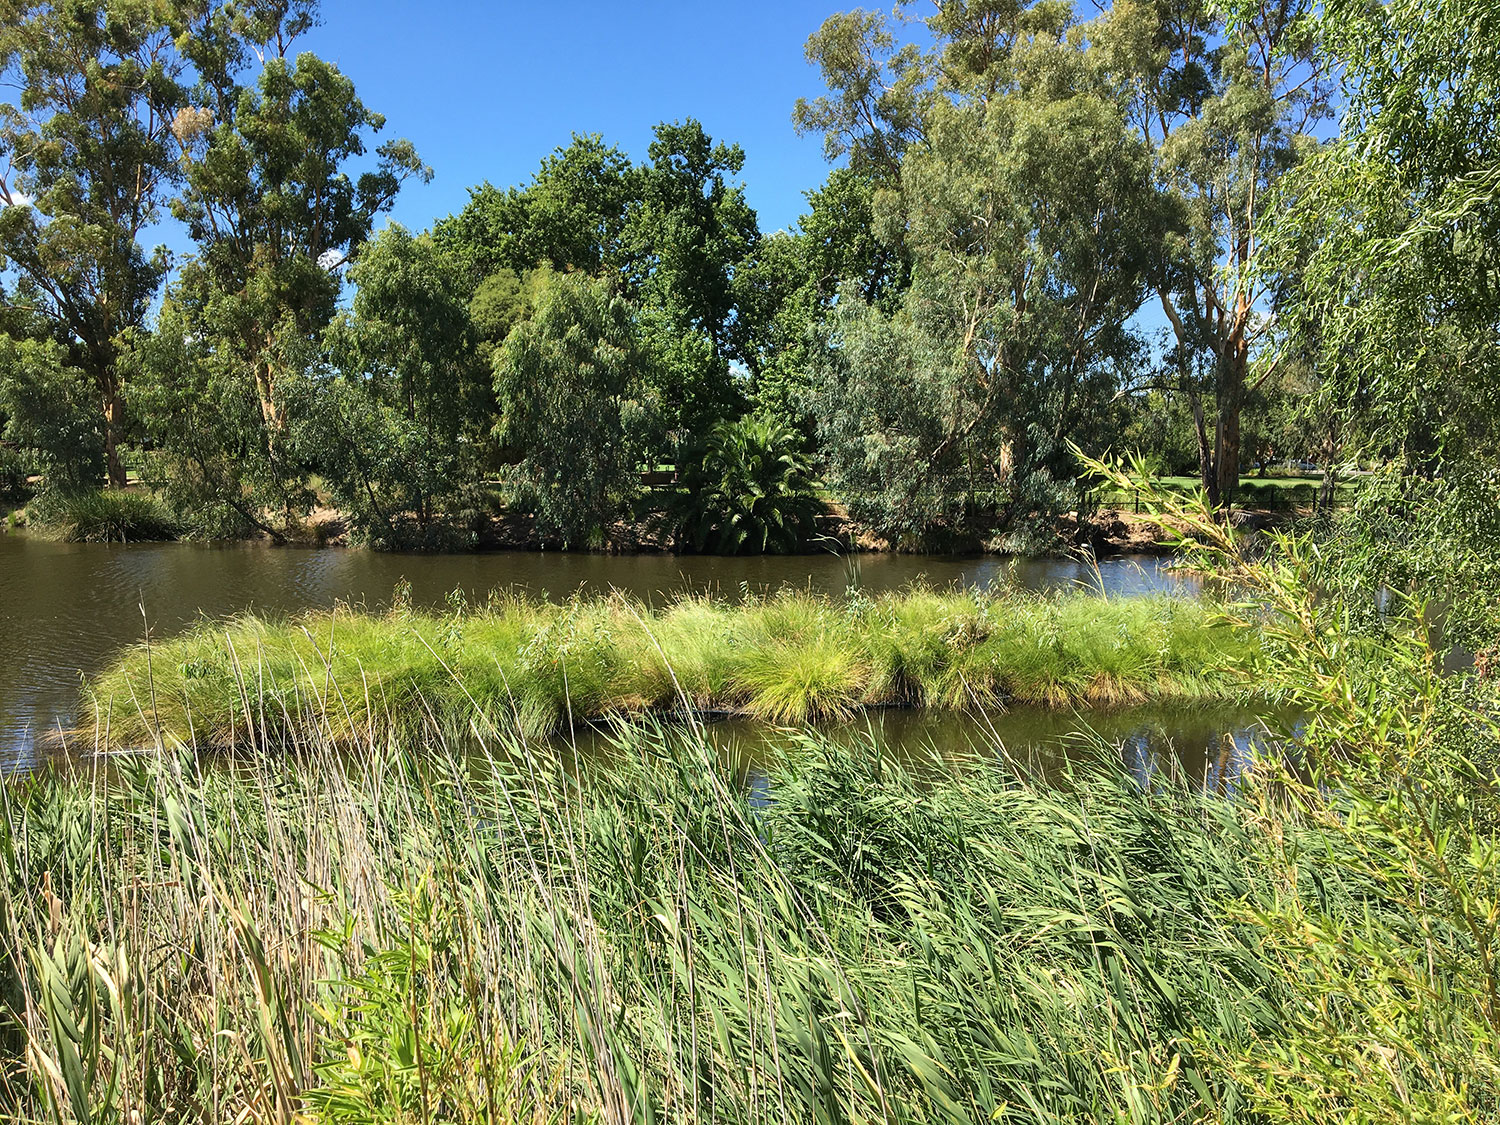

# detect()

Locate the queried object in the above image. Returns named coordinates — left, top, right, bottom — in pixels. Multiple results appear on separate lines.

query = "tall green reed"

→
left=0, top=720, right=1286, bottom=1124
left=1089, top=453, right=1500, bottom=1123
left=11, top=484, right=1500, bottom=1123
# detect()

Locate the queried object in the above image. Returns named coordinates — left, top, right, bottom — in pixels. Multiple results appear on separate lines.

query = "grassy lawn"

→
left=1095, top=473, right=1353, bottom=509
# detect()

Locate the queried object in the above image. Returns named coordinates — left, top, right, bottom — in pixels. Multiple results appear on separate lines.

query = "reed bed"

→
left=28, top=488, right=182, bottom=543
left=6, top=711, right=1495, bottom=1124
left=0, top=722, right=1284, bottom=1123
left=83, top=589, right=1255, bottom=748
left=10, top=617, right=1500, bottom=1125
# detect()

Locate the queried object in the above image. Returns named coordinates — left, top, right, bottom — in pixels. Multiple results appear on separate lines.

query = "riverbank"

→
left=12, top=489, right=1498, bottom=1122
left=2, top=486, right=1219, bottom=555
left=83, top=589, right=1252, bottom=747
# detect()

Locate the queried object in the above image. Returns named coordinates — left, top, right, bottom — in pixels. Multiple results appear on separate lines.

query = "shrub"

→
left=1091, top=453, right=1500, bottom=1122
left=0, top=444, right=33, bottom=500
left=0, top=337, right=105, bottom=493
left=668, top=414, right=824, bottom=554
left=29, top=488, right=182, bottom=543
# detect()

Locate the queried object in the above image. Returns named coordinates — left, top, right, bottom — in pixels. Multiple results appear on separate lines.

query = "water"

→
left=0, top=533, right=1196, bottom=768
left=572, top=702, right=1286, bottom=795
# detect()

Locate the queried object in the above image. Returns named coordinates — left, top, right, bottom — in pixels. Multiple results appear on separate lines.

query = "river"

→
left=0, top=534, right=1274, bottom=778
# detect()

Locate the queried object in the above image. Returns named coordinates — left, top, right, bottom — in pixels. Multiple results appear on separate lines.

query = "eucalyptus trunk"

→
left=103, top=383, right=127, bottom=489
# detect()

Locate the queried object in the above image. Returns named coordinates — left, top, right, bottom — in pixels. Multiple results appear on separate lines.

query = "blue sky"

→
left=296, top=0, right=851, bottom=238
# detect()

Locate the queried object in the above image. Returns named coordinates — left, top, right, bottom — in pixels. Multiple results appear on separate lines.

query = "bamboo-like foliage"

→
left=1090, top=454, right=1500, bottom=1122
left=0, top=717, right=1279, bottom=1124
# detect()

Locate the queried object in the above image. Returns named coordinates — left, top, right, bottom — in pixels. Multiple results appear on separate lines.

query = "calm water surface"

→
left=575, top=703, right=1285, bottom=795
left=0, top=534, right=1197, bottom=768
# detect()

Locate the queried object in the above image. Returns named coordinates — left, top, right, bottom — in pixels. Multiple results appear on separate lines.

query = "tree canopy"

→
left=0, top=0, right=1489, bottom=553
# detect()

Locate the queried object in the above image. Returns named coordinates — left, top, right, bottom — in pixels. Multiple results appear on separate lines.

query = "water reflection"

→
left=566, top=702, right=1289, bottom=795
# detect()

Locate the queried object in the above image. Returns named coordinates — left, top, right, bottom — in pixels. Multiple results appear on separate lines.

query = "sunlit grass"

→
left=0, top=724, right=1273, bottom=1122
left=83, top=588, right=1256, bottom=748
left=9, top=704, right=1494, bottom=1122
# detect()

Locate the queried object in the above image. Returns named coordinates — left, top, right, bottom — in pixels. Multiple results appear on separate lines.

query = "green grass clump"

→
left=726, top=595, right=869, bottom=722
left=84, top=588, right=1256, bottom=748
left=29, top=487, right=182, bottom=542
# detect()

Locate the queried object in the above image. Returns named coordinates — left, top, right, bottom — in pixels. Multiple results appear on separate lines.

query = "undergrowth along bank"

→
left=0, top=728, right=1275, bottom=1122
left=83, top=588, right=1254, bottom=747
left=12, top=471, right=1500, bottom=1122
left=27, top=488, right=183, bottom=543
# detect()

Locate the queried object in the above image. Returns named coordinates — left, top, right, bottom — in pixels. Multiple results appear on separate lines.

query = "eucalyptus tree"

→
left=1094, top=0, right=1333, bottom=504
left=306, top=225, right=489, bottom=547
left=141, top=2, right=427, bottom=532
left=0, top=0, right=186, bottom=487
left=490, top=271, right=657, bottom=546
left=802, top=0, right=1154, bottom=543
left=799, top=0, right=1332, bottom=508
left=793, top=7, right=931, bottom=181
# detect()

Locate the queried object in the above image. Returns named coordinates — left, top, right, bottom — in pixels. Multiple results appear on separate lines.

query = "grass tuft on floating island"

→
left=84, top=587, right=1257, bottom=747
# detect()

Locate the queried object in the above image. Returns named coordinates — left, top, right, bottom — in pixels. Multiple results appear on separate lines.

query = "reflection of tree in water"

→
left=1124, top=732, right=1158, bottom=792
left=1123, top=722, right=1272, bottom=795
left=1204, top=733, right=1252, bottom=795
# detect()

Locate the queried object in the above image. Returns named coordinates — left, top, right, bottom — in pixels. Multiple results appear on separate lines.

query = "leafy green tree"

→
left=733, top=228, right=819, bottom=424
left=736, top=168, right=910, bottom=428
left=1095, top=0, right=1333, bottom=504
left=468, top=267, right=527, bottom=360
left=438, top=121, right=760, bottom=442
left=625, top=121, right=758, bottom=356
left=1240, top=357, right=1325, bottom=477
left=1264, top=0, right=1500, bottom=470
left=491, top=271, right=657, bottom=546
left=433, top=134, right=634, bottom=283
left=799, top=166, right=909, bottom=312
left=622, top=120, right=759, bottom=435
left=668, top=414, right=823, bottom=554
left=306, top=225, right=489, bottom=548
left=135, top=300, right=316, bottom=538
left=145, top=14, right=426, bottom=532
left=814, top=298, right=961, bottom=544
left=810, top=0, right=1155, bottom=544
left=0, top=0, right=185, bottom=486
left=0, top=334, right=104, bottom=493
left=1120, top=389, right=1201, bottom=477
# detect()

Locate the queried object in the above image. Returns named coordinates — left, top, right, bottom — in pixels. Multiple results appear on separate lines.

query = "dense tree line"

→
left=1, top=0, right=1494, bottom=551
